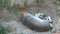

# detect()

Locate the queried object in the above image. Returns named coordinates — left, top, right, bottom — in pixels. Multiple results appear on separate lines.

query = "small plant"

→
left=55, top=0, right=60, bottom=5
left=50, top=28, right=57, bottom=33
left=0, top=0, right=18, bottom=14
left=4, top=16, right=12, bottom=22
left=35, top=0, right=43, bottom=5
left=57, top=13, right=60, bottom=17
left=0, top=0, right=4, bottom=10
left=0, top=24, right=12, bottom=34
left=0, top=0, right=11, bottom=17
left=4, top=0, right=18, bottom=14
left=20, top=32, right=26, bottom=34
left=0, top=0, right=11, bottom=10
left=6, top=4, right=18, bottom=14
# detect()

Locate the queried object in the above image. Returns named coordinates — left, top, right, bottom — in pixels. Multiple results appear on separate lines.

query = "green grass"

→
left=0, top=0, right=11, bottom=10
left=0, top=0, right=18, bottom=14
left=0, top=24, right=12, bottom=34
left=0, top=0, right=18, bottom=22
left=4, top=16, right=12, bottom=22
left=55, top=0, right=60, bottom=17
left=35, top=0, right=43, bottom=5
left=6, top=4, right=18, bottom=14
left=55, top=0, right=60, bottom=5
left=56, top=12, right=60, bottom=18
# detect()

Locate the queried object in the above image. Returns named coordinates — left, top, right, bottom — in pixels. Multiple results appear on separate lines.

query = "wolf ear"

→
left=17, top=5, right=20, bottom=11
left=22, top=5, right=27, bottom=15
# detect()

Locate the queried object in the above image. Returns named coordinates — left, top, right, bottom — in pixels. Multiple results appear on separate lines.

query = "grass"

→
left=57, top=13, right=60, bottom=17
left=20, top=32, right=26, bottom=34
left=55, top=0, right=60, bottom=5
left=0, top=0, right=17, bottom=34
left=4, top=16, right=12, bottom=22
left=0, top=0, right=4, bottom=10
left=6, top=4, right=18, bottom=14
left=0, top=0, right=11, bottom=10
left=0, top=24, right=12, bottom=34
left=0, top=0, right=18, bottom=14
left=55, top=0, right=60, bottom=17
left=35, top=0, right=43, bottom=5
left=0, top=0, right=18, bottom=22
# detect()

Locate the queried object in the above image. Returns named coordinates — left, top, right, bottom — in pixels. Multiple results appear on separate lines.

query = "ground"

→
left=0, top=0, right=60, bottom=34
